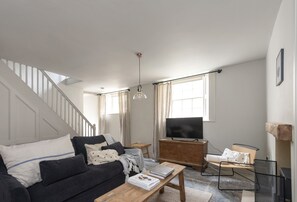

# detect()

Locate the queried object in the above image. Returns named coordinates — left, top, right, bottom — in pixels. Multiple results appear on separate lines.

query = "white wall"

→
left=129, top=59, right=267, bottom=158
left=266, top=0, right=295, bottom=199
left=83, top=93, right=99, bottom=134
left=130, top=84, right=155, bottom=155
left=58, top=83, right=84, bottom=112
left=204, top=59, right=267, bottom=158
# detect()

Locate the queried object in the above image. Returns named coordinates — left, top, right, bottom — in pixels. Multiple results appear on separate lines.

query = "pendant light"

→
left=133, top=52, right=147, bottom=100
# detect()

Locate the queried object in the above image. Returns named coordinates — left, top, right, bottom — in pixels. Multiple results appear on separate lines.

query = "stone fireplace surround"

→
left=265, top=122, right=292, bottom=172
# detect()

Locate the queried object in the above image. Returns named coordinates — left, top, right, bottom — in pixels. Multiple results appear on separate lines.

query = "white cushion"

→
left=205, top=154, right=228, bottom=163
left=0, top=134, right=75, bottom=187
left=84, top=142, right=107, bottom=165
left=88, top=149, right=119, bottom=165
left=222, top=148, right=250, bottom=164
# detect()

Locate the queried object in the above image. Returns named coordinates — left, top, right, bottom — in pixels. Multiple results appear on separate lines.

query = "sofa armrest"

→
left=0, top=173, right=31, bottom=202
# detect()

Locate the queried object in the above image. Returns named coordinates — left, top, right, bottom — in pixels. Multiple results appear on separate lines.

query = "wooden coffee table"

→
left=94, top=162, right=186, bottom=202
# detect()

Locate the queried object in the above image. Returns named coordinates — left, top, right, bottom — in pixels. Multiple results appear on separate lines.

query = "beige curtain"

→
left=98, top=94, right=107, bottom=134
left=153, top=82, right=172, bottom=158
left=118, top=91, right=131, bottom=146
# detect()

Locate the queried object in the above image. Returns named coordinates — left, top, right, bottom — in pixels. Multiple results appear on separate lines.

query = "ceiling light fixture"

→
left=133, top=52, right=147, bottom=100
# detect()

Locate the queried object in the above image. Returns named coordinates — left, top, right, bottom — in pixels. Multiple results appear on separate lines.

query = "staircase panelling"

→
left=0, top=80, right=10, bottom=144
left=13, top=95, right=38, bottom=144
left=0, top=60, right=77, bottom=145
left=40, top=118, right=59, bottom=139
left=1, top=58, right=95, bottom=137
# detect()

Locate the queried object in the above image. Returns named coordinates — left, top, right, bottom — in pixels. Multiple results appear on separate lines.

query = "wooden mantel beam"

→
left=265, top=122, right=292, bottom=141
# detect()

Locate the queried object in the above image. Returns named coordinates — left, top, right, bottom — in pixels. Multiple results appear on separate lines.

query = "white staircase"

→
left=1, top=59, right=95, bottom=138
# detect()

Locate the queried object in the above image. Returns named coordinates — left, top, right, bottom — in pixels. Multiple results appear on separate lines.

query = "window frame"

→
left=105, top=93, right=120, bottom=115
left=170, top=74, right=215, bottom=121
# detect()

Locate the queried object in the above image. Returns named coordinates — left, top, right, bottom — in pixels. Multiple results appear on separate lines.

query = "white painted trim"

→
left=293, top=0, right=297, bottom=201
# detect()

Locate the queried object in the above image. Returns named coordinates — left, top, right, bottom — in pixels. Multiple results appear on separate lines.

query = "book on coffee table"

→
left=149, top=164, right=175, bottom=178
left=128, top=173, right=160, bottom=191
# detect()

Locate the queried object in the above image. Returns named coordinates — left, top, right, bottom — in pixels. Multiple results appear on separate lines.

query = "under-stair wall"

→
left=0, top=60, right=94, bottom=145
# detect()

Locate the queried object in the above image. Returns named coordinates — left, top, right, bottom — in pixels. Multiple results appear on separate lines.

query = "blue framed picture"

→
left=276, top=49, right=284, bottom=86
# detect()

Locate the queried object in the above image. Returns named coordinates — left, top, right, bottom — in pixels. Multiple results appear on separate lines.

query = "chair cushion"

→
left=72, top=136, right=106, bottom=162
left=40, top=154, right=88, bottom=186
left=28, top=161, right=124, bottom=202
left=222, top=148, right=250, bottom=164
left=102, top=142, right=125, bottom=155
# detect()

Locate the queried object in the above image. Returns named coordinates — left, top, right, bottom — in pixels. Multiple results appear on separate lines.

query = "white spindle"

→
left=60, top=93, right=62, bottom=117
left=84, top=119, right=87, bottom=136
left=37, top=70, right=39, bottom=96
left=31, top=67, right=34, bottom=91
left=64, top=98, right=66, bottom=121
left=42, top=73, right=44, bottom=101
left=19, top=64, right=22, bottom=78
left=74, top=110, right=76, bottom=132
left=55, top=89, right=58, bottom=113
left=13, top=62, right=16, bottom=73
left=46, top=80, right=49, bottom=105
left=51, top=84, right=54, bottom=110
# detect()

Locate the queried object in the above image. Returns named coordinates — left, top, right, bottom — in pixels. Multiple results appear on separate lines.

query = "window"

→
left=170, top=74, right=213, bottom=120
left=106, top=93, right=119, bottom=114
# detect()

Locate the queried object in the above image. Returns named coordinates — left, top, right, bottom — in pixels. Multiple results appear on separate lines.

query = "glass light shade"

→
left=133, top=85, right=147, bottom=100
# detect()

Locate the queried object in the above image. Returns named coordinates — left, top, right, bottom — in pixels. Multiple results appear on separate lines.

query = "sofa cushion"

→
left=0, top=134, right=75, bottom=187
left=0, top=172, right=31, bottom=202
left=85, top=143, right=107, bottom=165
left=88, top=149, right=119, bottom=165
left=64, top=173, right=125, bottom=202
left=72, top=136, right=106, bottom=162
left=102, top=142, right=125, bottom=155
left=28, top=161, right=124, bottom=202
left=40, top=154, right=88, bottom=186
left=0, top=155, right=7, bottom=174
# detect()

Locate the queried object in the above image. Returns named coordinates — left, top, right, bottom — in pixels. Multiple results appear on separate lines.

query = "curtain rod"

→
left=152, top=69, right=222, bottom=85
left=97, top=89, right=130, bottom=96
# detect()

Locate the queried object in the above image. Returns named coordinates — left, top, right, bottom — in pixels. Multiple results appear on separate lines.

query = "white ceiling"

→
left=0, top=0, right=281, bottom=93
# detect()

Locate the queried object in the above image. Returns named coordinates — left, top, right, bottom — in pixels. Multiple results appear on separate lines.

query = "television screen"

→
left=166, top=117, right=203, bottom=139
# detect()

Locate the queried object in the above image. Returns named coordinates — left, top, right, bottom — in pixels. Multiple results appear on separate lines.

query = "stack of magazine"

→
left=128, top=173, right=160, bottom=191
left=148, top=164, right=175, bottom=179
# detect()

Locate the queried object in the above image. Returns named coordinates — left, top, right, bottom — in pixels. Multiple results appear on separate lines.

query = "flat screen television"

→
left=166, top=117, right=203, bottom=139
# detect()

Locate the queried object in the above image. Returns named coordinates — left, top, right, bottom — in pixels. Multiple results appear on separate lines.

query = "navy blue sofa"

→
left=0, top=135, right=125, bottom=202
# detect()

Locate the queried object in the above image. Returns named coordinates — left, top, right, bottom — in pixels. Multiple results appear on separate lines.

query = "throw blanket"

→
left=119, top=148, right=144, bottom=177
left=103, top=134, right=144, bottom=178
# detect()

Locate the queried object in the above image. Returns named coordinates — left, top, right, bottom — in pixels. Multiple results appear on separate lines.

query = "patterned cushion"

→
left=84, top=142, right=107, bottom=165
left=222, top=148, right=250, bottom=164
left=88, top=149, right=119, bottom=165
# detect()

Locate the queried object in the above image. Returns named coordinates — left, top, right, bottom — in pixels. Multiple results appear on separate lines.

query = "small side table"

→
left=131, top=143, right=151, bottom=158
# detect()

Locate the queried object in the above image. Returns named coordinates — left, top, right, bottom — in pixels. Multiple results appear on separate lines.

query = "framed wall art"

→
left=276, top=48, right=284, bottom=86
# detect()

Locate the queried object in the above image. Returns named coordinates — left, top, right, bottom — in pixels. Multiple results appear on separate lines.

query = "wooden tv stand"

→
left=158, top=139, right=208, bottom=171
